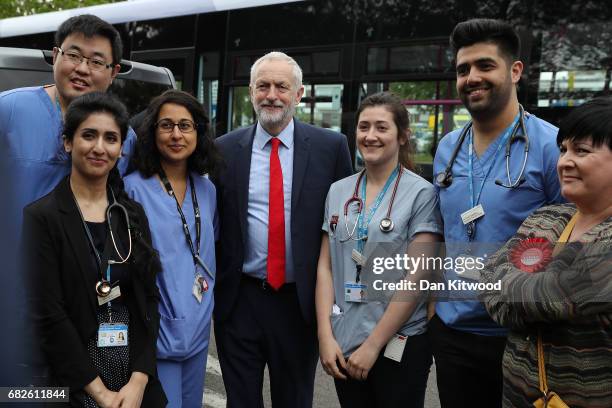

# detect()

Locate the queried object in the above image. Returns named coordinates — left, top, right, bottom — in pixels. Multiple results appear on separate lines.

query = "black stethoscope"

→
left=340, top=165, right=403, bottom=242
left=436, top=105, right=530, bottom=189
left=74, top=186, right=133, bottom=298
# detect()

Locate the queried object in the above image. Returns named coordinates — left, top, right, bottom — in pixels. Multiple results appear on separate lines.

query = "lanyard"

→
left=73, top=195, right=107, bottom=286
left=552, top=212, right=579, bottom=256
left=356, top=166, right=399, bottom=253
left=73, top=193, right=115, bottom=321
left=104, top=264, right=113, bottom=322
left=467, top=113, right=519, bottom=209
left=159, top=170, right=201, bottom=267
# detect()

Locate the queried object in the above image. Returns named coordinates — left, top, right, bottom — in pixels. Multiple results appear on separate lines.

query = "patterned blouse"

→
left=480, top=203, right=612, bottom=408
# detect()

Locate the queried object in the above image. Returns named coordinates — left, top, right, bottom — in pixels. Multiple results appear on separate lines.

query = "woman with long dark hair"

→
left=23, top=92, right=165, bottom=407
left=316, top=92, right=442, bottom=407
left=124, top=90, right=221, bottom=408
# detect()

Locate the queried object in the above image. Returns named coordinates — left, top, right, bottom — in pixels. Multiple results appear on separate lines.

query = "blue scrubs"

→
left=0, top=86, right=136, bottom=237
left=433, top=113, right=563, bottom=335
left=0, top=86, right=135, bottom=382
left=124, top=171, right=218, bottom=408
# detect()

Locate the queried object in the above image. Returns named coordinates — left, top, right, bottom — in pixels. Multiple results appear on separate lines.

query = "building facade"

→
left=3, top=0, right=611, bottom=177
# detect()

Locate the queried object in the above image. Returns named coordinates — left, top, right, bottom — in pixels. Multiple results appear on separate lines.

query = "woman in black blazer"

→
left=23, top=92, right=166, bottom=407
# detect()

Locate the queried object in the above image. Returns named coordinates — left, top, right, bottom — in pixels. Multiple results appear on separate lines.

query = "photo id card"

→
left=344, top=281, right=367, bottom=303
left=97, top=323, right=128, bottom=347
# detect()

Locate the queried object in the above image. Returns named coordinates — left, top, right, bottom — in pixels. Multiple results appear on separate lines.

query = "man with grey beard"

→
left=213, top=51, right=352, bottom=407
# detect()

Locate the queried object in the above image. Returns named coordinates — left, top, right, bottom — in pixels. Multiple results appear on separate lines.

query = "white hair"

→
left=250, top=51, right=303, bottom=89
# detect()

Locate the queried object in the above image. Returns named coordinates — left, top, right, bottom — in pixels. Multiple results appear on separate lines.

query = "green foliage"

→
left=389, top=81, right=456, bottom=100
left=231, top=86, right=254, bottom=129
left=0, top=0, right=121, bottom=19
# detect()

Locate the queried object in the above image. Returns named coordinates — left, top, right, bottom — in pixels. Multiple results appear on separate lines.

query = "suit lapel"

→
left=291, top=120, right=311, bottom=214
left=236, top=126, right=256, bottom=247
left=56, top=178, right=99, bottom=316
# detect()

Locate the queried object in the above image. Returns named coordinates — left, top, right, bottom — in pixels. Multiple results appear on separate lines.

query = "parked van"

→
left=0, top=46, right=176, bottom=116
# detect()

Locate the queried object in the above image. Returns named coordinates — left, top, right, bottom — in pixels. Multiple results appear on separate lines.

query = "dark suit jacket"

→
left=213, top=119, right=353, bottom=324
left=22, top=177, right=166, bottom=407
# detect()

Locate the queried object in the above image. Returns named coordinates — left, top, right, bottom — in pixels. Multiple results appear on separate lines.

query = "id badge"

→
left=460, top=204, right=485, bottom=225
left=344, top=281, right=367, bottom=303
left=192, top=273, right=208, bottom=303
left=384, top=333, right=407, bottom=362
left=97, top=323, right=128, bottom=347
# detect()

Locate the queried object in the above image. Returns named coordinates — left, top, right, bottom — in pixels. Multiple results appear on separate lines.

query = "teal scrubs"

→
left=323, top=168, right=443, bottom=356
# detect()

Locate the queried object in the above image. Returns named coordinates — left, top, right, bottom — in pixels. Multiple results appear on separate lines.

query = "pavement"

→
left=202, top=330, right=441, bottom=408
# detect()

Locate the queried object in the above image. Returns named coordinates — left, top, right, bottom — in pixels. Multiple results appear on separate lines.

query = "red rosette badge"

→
left=510, top=237, right=553, bottom=273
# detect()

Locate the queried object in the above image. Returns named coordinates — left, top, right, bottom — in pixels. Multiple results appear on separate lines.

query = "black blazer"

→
left=213, top=119, right=353, bottom=324
left=23, top=177, right=166, bottom=407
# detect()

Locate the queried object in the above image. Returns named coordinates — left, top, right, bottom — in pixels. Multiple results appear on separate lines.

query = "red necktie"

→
left=267, top=137, right=286, bottom=289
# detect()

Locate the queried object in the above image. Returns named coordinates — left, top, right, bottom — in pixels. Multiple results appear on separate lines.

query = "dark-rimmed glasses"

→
left=156, top=119, right=197, bottom=134
left=57, top=47, right=114, bottom=71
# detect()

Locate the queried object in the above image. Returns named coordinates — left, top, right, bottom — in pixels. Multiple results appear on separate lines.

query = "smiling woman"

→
left=64, top=111, right=122, bottom=185
left=316, top=92, right=442, bottom=408
left=23, top=92, right=166, bottom=407
left=124, top=89, right=222, bottom=408
left=556, top=104, right=612, bottom=222
left=480, top=97, right=612, bottom=408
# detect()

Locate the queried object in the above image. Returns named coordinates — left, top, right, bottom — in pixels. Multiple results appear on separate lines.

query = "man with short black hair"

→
left=0, top=14, right=135, bottom=385
left=1, top=14, right=134, bottom=219
left=430, top=19, right=563, bottom=407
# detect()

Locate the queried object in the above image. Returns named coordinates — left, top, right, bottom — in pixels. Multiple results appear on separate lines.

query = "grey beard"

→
left=256, top=103, right=296, bottom=130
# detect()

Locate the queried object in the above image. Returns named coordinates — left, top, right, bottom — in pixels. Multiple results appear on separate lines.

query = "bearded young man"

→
left=430, top=19, right=563, bottom=408
left=213, top=51, right=352, bottom=408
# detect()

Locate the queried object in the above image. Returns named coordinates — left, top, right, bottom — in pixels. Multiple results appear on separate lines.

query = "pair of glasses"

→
left=156, top=119, right=197, bottom=134
left=57, top=47, right=114, bottom=71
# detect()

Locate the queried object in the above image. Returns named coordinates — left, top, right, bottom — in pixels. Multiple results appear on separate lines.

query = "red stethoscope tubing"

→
left=343, top=165, right=403, bottom=239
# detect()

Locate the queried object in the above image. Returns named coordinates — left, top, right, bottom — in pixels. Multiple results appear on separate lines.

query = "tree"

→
left=0, top=0, right=121, bottom=19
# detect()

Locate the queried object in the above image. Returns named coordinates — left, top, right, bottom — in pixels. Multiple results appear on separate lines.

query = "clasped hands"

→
left=319, top=336, right=380, bottom=381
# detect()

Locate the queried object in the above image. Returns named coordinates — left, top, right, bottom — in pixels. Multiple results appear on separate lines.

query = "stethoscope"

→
left=73, top=186, right=133, bottom=298
left=340, top=165, right=403, bottom=242
left=436, top=105, right=530, bottom=189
